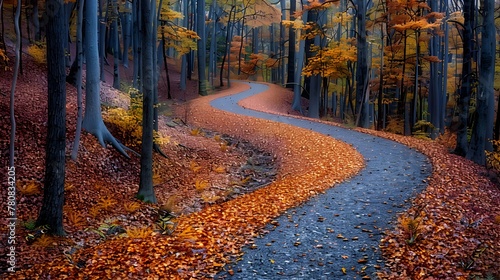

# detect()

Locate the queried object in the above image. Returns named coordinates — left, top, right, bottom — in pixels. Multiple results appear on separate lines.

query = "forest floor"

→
left=0, top=46, right=499, bottom=279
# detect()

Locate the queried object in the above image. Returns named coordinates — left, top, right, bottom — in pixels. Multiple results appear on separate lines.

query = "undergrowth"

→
left=103, top=89, right=169, bottom=148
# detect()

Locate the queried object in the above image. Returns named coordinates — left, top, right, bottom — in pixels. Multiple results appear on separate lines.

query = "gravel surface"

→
left=213, top=82, right=432, bottom=279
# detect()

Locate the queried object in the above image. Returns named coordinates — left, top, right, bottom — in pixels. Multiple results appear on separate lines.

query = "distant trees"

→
left=279, top=0, right=496, bottom=165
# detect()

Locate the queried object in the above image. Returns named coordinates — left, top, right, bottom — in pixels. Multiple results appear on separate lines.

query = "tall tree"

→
left=70, top=0, right=85, bottom=161
left=197, top=0, right=207, bottom=95
left=82, top=0, right=129, bottom=158
left=36, top=0, right=67, bottom=236
left=180, top=0, right=189, bottom=90
left=355, top=0, right=369, bottom=128
left=467, top=0, right=495, bottom=164
left=454, top=0, right=475, bottom=156
left=427, top=0, right=443, bottom=139
left=285, top=0, right=296, bottom=88
left=121, top=0, right=132, bottom=68
left=137, top=0, right=157, bottom=203
left=8, top=0, right=20, bottom=227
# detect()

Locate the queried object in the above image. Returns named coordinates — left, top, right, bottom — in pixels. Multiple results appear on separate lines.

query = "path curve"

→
left=212, top=82, right=431, bottom=279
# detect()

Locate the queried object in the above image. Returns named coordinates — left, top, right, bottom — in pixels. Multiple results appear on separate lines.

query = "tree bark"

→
left=137, top=0, right=157, bottom=203
left=196, top=0, right=207, bottom=95
left=454, top=0, right=475, bottom=156
left=355, top=0, right=369, bottom=128
left=467, top=0, right=495, bottom=164
left=8, top=0, right=20, bottom=227
left=285, top=0, right=296, bottom=88
left=82, top=0, right=129, bottom=158
left=70, top=0, right=85, bottom=161
left=37, top=0, right=67, bottom=236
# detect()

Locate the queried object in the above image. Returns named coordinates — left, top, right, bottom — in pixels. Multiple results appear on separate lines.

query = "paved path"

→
left=212, top=82, right=431, bottom=279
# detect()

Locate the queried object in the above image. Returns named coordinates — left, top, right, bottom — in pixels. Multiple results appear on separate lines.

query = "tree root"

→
left=83, top=120, right=131, bottom=159
left=153, top=143, right=168, bottom=158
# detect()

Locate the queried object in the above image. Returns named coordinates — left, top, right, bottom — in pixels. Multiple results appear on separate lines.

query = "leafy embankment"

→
left=356, top=129, right=500, bottom=279
left=3, top=74, right=364, bottom=278
left=0, top=57, right=277, bottom=276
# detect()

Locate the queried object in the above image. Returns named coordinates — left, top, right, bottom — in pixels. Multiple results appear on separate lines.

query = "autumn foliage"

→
left=356, top=128, right=500, bottom=279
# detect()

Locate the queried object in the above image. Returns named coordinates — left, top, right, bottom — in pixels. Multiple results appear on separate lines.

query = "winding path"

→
left=212, top=82, right=431, bottom=279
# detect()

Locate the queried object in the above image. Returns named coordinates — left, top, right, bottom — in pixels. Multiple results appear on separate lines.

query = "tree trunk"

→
left=82, top=0, right=129, bottom=158
left=30, top=0, right=40, bottom=41
left=8, top=0, right=20, bottom=227
left=137, top=0, right=157, bottom=203
left=291, top=10, right=307, bottom=114
left=70, top=0, right=85, bottom=161
left=98, top=0, right=106, bottom=81
left=121, top=0, right=131, bottom=67
left=132, top=0, right=141, bottom=88
left=196, top=0, right=207, bottom=95
left=208, top=0, right=217, bottom=87
left=428, top=0, right=441, bottom=139
left=285, top=0, right=296, bottom=88
left=467, top=0, right=495, bottom=165
left=37, top=0, right=67, bottom=236
left=112, top=0, right=120, bottom=89
left=220, top=5, right=235, bottom=88
left=355, top=0, right=369, bottom=128
left=454, top=0, right=475, bottom=156
left=180, top=0, right=188, bottom=90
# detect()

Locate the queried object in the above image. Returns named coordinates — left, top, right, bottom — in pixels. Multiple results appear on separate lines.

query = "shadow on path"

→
left=212, top=82, right=431, bottom=279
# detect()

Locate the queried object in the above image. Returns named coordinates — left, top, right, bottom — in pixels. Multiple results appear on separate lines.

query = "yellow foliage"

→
left=384, top=117, right=404, bottom=135
left=125, top=226, right=153, bottom=239
left=27, top=42, right=47, bottom=64
left=190, top=161, right=202, bottom=173
left=66, top=210, right=86, bottom=227
left=123, top=201, right=141, bottom=213
left=88, top=206, right=101, bottom=219
left=177, top=225, right=198, bottom=242
left=96, top=197, right=117, bottom=211
left=17, top=181, right=41, bottom=196
left=160, top=195, right=179, bottom=215
left=302, top=38, right=356, bottom=79
left=220, top=142, right=229, bottom=152
left=190, top=127, right=203, bottom=136
left=213, top=165, right=226, bottom=173
left=400, top=215, right=422, bottom=244
left=0, top=48, right=9, bottom=70
left=393, top=18, right=442, bottom=32
left=65, top=183, right=75, bottom=192
left=486, top=140, right=500, bottom=172
left=104, top=92, right=168, bottom=148
left=158, top=23, right=199, bottom=55
left=33, top=235, right=54, bottom=248
left=103, top=95, right=143, bottom=147
left=494, top=215, right=500, bottom=224
left=194, top=179, right=209, bottom=193
left=201, top=192, right=220, bottom=204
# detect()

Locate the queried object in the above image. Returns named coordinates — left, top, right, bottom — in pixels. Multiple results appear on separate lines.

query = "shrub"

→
left=103, top=91, right=143, bottom=148
left=486, top=140, right=500, bottom=172
left=103, top=90, right=170, bottom=148
left=27, top=42, right=47, bottom=64
left=17, top=180, right=40, bottom=196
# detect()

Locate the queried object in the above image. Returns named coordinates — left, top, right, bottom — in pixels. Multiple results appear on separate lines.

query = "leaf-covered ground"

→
left=1, top=57, right=365, bottom=279
left=1, top=54, right=499, bottom=279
